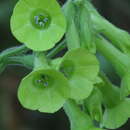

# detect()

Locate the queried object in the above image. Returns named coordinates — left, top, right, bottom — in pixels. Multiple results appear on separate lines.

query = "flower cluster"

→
left=7, top=0, right=130, bottom=130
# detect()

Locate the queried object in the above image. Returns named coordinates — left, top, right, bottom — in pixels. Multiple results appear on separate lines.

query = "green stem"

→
left=0, top=40, right=66, bottom=73
left=34, top=52, right=49, bottom=70
left=95, top=36, right=130, bottom=77
left=3, top=40, right=66, bottom=70
left=46, top=39, right=66, bottom=58
left=0, top=45, right=28, bottom=61
left=7, top=55, right=34, bottom=69
left=0, top=55, right=34, bottom=75
left=0, top=45, right=29, bottom=74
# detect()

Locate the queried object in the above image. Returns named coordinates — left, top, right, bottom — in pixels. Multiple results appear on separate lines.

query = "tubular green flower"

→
left=10, top=0, right=66, bottom=51
left=84, top=0, right=130, bottom=56
left=102, top=99, right=130, bottom=129
left=63, top=0, right=80, bottom=50
left=18, top=69, right=70, bottom=113
left=59, top=48, right=99, bottom=100
left=63, top=100, right=103, bottom=130
left=75, top=1, right=96, bottom=53
left=95, top=36, right=130, bottom=97
left=98, top=73, right=130, bottom=129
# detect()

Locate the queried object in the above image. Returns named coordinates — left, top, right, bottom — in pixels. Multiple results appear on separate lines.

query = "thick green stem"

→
left=34, top=52, right=49, bottom=70
left=95, top=36, right=130, bottom=77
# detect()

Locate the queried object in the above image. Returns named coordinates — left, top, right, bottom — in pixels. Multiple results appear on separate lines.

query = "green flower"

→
left=99, top=73, right=130, bottom=129
left=64, top=100, right=103, bottom=130
left=18, top=69, right=70, bottom=113
left=59, top=48, right=99, bottom=100
left=11, top=0, right=66, bottom=51
left=102, top=98, right=130, bottom=129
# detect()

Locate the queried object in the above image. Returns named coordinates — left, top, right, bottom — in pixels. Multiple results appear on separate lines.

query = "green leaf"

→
left=59, top=48, right=99, bottom=100
left=11, top=0, right=66, bottom=51
left=102, top=98, right=130, bottom=129
left=18, top=69, right=70, bottom=113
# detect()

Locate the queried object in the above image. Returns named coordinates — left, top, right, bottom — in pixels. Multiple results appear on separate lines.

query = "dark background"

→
left=0, top=0, right=130, bottom=130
